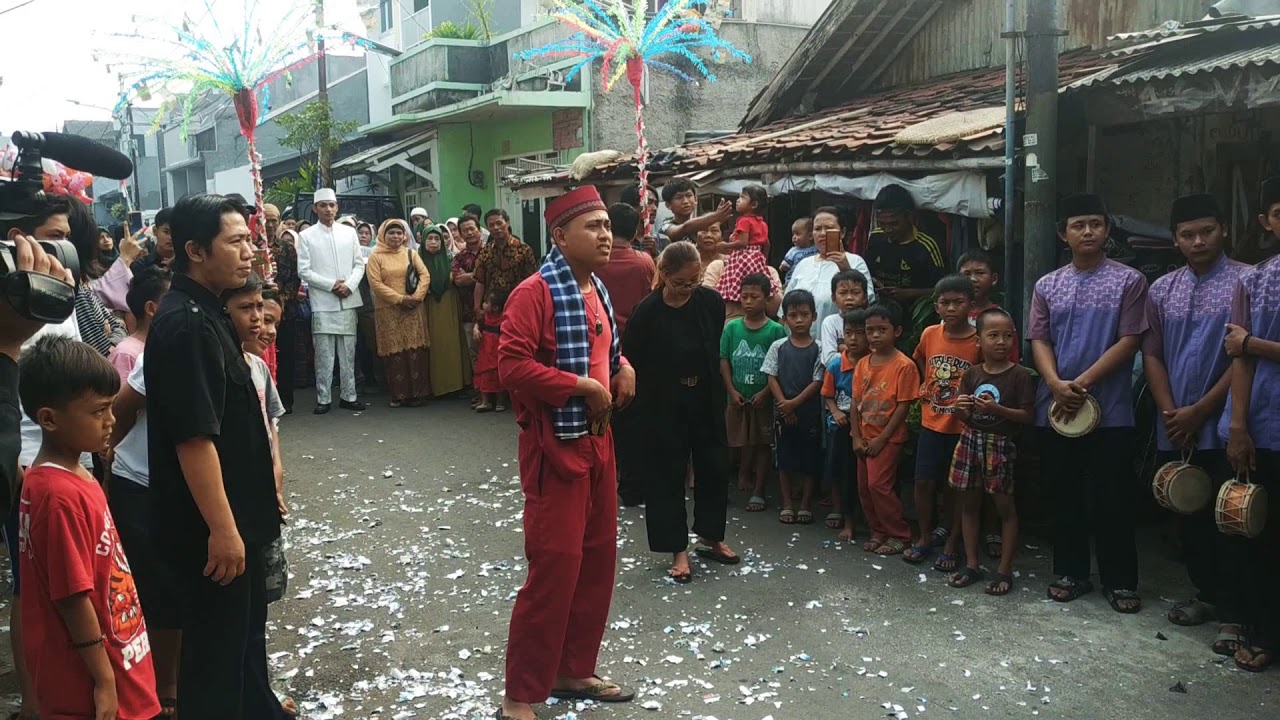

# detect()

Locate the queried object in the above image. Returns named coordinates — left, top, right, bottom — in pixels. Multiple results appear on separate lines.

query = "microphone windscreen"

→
left=39, top=132, right=134, bottom=180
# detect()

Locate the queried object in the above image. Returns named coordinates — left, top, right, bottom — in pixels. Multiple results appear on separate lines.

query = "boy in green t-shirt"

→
left=720, top=273, right=788, bottom=511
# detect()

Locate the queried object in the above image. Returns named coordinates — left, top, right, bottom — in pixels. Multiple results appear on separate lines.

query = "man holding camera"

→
left=2, top=195, right=79, bottom=720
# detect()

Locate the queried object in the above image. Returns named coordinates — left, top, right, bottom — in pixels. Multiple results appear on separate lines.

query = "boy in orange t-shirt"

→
left=851, top=303, right=920, bottom=555
left=905, top=275, right=981, bottom=566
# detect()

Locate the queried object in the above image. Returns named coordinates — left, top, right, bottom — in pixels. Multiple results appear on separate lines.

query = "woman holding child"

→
left=624, top=241, right=738, bottom=582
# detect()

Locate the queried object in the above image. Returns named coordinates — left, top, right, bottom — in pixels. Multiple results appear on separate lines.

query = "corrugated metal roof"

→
left=1111, top=42, right=1280, bottom=82
left=1069, top=16, right=1280, bottom=88
left=536, top=49, right=1110, bottom=186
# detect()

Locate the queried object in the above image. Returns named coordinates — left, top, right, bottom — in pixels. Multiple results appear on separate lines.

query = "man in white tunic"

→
left=298, top=188, right=368, bottom=414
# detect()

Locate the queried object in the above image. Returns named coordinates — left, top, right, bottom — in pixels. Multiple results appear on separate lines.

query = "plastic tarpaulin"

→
left=704, top=171, right=992, bottom=219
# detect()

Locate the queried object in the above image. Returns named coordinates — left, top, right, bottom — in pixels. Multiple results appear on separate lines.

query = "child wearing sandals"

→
left=850, top=302, right=919, bottom=554
left=761, top=289, right=825, bottom=524
left=947, top=308, right=1034, bottom=594
left=719, top=274, right=787, bottom=511
left=474, top=289, right=507, bottom=412
left=823, top=309, right=869, bottom=541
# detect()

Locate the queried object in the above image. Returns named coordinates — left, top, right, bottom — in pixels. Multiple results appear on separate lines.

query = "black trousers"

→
left=356, top=312, right=378, bottom=385
left=613, top=406, right=645, bottom=504
left=175, top=543, right=284, bottom=720
left=276, top=311, right=297, bottom=411
left=108, top=476, right=181, bottom=628
left=644, top=383, right=730, bottom=553
left=1217, top=450, right=1280, bottom=647
left=1155, top=449, right=1228, bottom=606
left=1041, top=428, right=1139, bottom=590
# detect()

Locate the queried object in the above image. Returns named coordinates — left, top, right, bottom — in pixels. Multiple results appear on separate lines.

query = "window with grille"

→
left=194, top=129, right=216, bottom=153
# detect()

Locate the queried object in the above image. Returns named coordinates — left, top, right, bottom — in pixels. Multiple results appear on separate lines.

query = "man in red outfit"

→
left=497, top=185, right=637, bottom=720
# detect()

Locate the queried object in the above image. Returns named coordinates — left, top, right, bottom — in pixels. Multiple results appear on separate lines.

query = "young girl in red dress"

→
left=474, top=288, right=508, bottom=412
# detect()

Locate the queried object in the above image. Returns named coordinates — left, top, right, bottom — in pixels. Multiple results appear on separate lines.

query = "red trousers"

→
left=504, top=427, right=618, bottom=703
left=856, top=441, right=910, bottom=541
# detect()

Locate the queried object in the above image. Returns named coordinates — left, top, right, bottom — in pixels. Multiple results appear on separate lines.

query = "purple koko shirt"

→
left=1144, top=255, right=1249, bottom=451
left=1029, top=258, right=1149, bottom=428
left=1219, top=258, right=1280, bottom=450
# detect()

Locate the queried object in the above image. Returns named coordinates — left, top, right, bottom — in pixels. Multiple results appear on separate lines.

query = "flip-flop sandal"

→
left=929, top=527, right=950, bottom=547
left=695, top=545, right=741, bottom=565
left=825, top=512, right=843, bottom=529
left=746, top=496, right=767, bottom=512
left=493, top=710, right=525, bottom=720
left=550, top=677, right=636, bottom=703
left=863, top=537, right=884, bottom=552
left=778, top=509, right=796, bottom=524
left=281, top=696, right=298, bottom=717
left=1234, top=646, right=1274, bottom=673
left=1167, top=599, right=1216, bottom=626
left=1104, top=587, right=1142, bottom=614
left=932, top=552, right=960, bottom=572
left=983, top=534, right=1003, bottom=559
left=1048, top=576, right=1094, bottom=603
left=949, top=567, right=985, bottom=588
left=796, top=510, right=815, bottom=525
left=476, top=404, right=494, bottom=413
left=902, top=545, right=933, bottom=564
left=874, top=538, right=906, bottom=556
left=985, top=573, right=1014, bottom=596
left=668, top=567, right=692, bottom=584
left=1214, top=626, right=1249, bottom=656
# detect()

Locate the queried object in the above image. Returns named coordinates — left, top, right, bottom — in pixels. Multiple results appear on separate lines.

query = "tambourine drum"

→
left=1152, top=461, right=1212, bottom=514
left=1215, top=479, right=1268, bottom=539
left=1048, top=395, right=1100, bottom=438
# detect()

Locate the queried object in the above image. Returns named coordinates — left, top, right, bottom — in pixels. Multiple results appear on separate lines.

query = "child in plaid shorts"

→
left=947, top=308, right=1034, bottom=595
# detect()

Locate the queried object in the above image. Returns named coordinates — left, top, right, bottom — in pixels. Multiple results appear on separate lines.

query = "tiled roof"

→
left=577, top=49, right=1112, bottom=183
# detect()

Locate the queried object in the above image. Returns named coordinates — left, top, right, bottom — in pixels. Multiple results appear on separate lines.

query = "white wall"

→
left=212, top=165, right=255, bottom=201
left=740, top=0, right=831, bottom=26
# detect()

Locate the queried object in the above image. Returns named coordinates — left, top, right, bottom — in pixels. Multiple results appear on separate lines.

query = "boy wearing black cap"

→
left=1143, top=194, right=1248, bottom=642
left=1029, top=193, right=1148, bottom=614
left=865, top=184, right=946, bottom=303
left=1215, top=176, right=1280, bottom=673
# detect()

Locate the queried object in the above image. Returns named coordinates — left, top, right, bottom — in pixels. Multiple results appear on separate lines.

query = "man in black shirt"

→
left=865, top=184, right=946, bottom=304
left=145, top=194, right=283, bottom=719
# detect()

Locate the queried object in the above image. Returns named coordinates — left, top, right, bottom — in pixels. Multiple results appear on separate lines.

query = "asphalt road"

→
left=3, top=389, right=1276, bottom=719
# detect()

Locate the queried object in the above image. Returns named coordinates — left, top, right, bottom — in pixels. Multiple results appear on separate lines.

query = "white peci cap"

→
left=314, top=188, right=337, bottom=203
left=410, top=207, right=428, bottom=219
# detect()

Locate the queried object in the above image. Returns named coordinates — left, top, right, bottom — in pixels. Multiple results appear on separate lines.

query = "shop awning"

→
left=331, top=129, right=438, bottom=183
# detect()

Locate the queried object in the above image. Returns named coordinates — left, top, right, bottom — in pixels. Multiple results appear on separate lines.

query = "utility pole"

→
left=1021, top=0, right=1064, bottom=327
left=1001, top=0, right=1020, bottom=332
left=315, top=0, right=331, bottom=188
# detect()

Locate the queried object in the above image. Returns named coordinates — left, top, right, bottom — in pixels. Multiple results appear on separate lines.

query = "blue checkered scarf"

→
left=540, top=245, right=621, bottom=439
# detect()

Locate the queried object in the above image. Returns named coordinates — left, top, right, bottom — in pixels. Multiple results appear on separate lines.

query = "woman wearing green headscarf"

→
left=419, top=224, right=467, bottom=396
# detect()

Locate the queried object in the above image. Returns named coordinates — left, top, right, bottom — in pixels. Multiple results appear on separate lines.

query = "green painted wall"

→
left=434, top=107, right=585, bottom=219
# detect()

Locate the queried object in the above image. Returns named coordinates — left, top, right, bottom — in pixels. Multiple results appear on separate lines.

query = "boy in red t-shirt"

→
left=958, top=250, right=1020, bottom=363
left=715, top=184, right=770, bottom=303
left=17, top=336, right=160, bottom=720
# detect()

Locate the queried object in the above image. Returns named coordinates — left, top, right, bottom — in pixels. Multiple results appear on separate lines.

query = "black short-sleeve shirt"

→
left=865, top=229, right=946, bottom=291
left=145, top=274, right=280, bottom=556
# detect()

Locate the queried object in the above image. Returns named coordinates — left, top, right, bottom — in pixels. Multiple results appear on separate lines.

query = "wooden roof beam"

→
left=856, top=1, right=945, bottom=93
left=805, top=0, right=891, bottom=94
left=839, top=0, right=919, bottom=94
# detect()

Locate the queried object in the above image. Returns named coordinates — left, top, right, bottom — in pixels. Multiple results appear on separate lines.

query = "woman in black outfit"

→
left=623, top=240, right=738, bottom=583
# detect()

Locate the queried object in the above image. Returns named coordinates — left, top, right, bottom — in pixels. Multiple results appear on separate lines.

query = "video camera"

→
left=1, top=131, right=133, bottom=322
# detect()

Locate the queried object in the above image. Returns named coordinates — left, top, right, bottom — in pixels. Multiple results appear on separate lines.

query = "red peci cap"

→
left=544, top=185, right=606, bottom=230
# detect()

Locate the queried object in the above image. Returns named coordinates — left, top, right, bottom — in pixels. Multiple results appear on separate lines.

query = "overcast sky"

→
left=0, top=0, right=366, bottom=137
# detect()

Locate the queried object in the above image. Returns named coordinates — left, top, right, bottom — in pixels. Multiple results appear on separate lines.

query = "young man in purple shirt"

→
left=1029, top=193, right=1148, bottom=614
left=1143, top=194, right=1248, bottom=641
left=1217, top=176, right=1280, bottom=674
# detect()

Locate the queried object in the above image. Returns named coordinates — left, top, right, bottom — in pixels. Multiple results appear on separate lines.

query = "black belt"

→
left=678, top=376, right=700, bottom=387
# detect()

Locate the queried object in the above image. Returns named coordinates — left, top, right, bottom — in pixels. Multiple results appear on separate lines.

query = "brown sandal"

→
left=550, top=676, right=636, bottom=702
